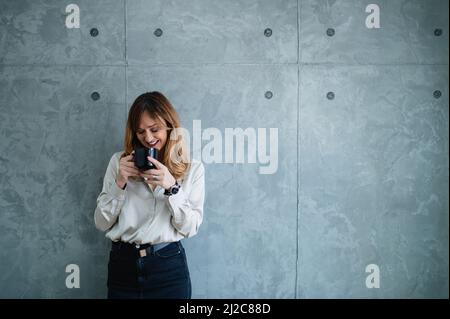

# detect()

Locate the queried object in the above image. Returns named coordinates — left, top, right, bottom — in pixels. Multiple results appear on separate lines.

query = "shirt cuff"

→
left=110, top=180, right=126, bottom=199
left=166, top=187, right=188, bottom=215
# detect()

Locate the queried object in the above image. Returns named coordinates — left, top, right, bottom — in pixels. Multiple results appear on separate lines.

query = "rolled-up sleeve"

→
left=166, top=162, right=205, bottom=238
left=94, top=153, right=127, bottom=232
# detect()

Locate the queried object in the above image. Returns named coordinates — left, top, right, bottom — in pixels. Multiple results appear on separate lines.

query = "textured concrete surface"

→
left=0, top=65, right=125, bottom=298
left=127, top=0, right=297, bottom=64
left=0, top=0, right=124, bottom=65
left=298, top=65, right=448, bottom=298
left=0, top=0, right=448, bottom=298
left=300, top=0, right=448, bottom=64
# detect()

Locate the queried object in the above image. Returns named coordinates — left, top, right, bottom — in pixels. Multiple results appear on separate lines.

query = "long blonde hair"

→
left=122, top=91, right=190, bottom=181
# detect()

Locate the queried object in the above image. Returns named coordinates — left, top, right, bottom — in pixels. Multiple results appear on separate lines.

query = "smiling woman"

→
left=94, top=91, right=206, bottom=299
left=135, top=113, right=167, bottom=149
left=124, top=92, right=191, bottom=181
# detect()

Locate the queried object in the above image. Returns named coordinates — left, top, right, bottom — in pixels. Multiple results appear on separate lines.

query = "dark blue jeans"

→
left=107, top=241, right=191, bottom=299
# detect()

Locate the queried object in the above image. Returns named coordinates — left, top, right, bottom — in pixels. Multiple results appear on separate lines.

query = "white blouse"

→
left=94, top=151, right=205, bottom=244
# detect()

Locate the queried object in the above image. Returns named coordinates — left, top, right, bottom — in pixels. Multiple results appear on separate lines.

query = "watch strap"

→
left=164, top=181, right=180, bottom=196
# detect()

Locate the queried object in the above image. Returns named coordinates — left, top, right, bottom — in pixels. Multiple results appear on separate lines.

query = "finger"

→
left=142, top=176, right=161, bottom=185
left=147, top=156, right=163, bottom=169
left=125, top=151, right=135, bottom=160
left=125, top=171, right=140, bottom=178
left=123, top=167, right=140, bottom=176
left=121, top=159, right=134, bottom=165
left=122, top=167, right=140, bottom=175
left=122, top=161, right=138, bottom=169
left=139, top=168, right=160, bottom=175
left=121, top=156, right=134, bottom=164
left=139, top=171, right=161, bottom=179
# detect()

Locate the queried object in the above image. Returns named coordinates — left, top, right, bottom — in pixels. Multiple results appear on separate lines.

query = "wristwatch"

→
left=164, top=181, right=181, bottom=196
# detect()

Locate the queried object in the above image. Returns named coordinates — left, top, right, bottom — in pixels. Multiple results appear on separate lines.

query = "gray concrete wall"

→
left=0, top=0, right=448, bottom=298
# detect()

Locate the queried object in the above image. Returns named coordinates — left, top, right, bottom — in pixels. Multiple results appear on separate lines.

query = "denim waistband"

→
left=111, top=241, right=175, bottom=257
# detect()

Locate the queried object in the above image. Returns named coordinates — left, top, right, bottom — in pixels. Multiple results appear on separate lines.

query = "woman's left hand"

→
left=140, top=156, right=176, bottom=190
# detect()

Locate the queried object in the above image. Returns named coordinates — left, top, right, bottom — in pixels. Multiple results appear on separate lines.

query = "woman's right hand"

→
left=116, top=151, right=140, bottom=188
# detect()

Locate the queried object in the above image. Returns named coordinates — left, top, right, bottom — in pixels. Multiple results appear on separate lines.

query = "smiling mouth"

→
left=148, top=140, right=159, bottom=147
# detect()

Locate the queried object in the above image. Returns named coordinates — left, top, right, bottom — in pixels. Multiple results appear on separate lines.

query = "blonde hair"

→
left=122, top=91, right=191, bottom=181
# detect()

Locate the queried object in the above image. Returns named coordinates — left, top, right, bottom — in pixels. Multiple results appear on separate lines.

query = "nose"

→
left=144, top=130, right=154, bottom=143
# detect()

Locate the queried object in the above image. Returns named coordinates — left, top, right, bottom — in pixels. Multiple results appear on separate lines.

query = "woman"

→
left=94, top=91, right=205, bottom=299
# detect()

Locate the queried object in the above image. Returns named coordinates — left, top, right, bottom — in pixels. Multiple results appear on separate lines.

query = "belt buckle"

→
left=135, top=243, right=147, bottom=258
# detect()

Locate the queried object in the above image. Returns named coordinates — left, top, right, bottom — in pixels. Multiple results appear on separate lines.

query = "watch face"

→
left=172, top=187, right=179, bottom=194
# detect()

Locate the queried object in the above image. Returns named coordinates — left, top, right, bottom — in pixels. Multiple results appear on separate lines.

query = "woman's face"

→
left=136, top=111, right=168, bottom=151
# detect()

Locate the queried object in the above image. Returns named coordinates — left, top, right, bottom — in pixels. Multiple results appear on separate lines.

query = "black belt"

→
left=111, top=241, right=174, bottom=258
